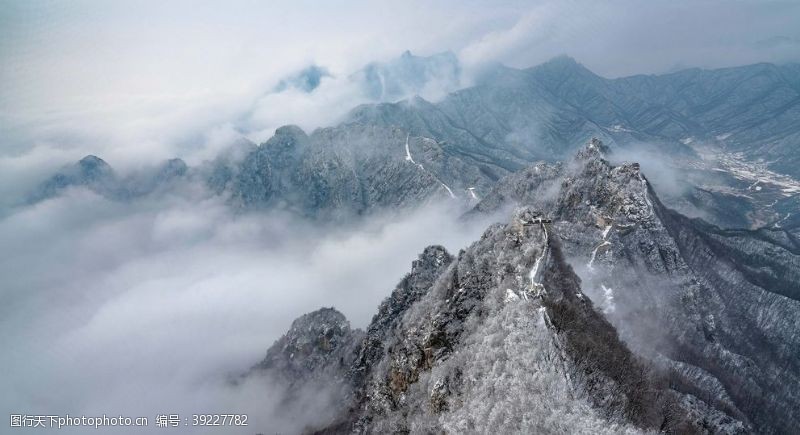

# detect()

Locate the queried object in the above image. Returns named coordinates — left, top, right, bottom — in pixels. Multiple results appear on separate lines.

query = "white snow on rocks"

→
left=403, top=133, right=457, bottom=199
left=404, top=134, right=415, bottom=163
left=588, top=224, right=613, bottom=271
left=716, top=133, right=732, bottom=141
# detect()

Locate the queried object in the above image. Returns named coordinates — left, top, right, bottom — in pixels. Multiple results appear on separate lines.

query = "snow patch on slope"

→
left=403, top=133, right=457, bottom=199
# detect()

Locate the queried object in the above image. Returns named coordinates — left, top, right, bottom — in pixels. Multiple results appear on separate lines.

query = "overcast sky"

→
left=2, top=2, right=799, bottom=431
left=2, top=0, right=799, bottom=172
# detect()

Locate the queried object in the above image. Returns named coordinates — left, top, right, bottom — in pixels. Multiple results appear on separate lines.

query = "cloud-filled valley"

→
left=0, top=185, right=494, bottom=432
left=3, top=1, right=800, bottom=433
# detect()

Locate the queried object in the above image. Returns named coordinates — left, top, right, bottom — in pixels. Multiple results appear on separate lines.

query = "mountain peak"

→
left=574, top=137, right=611, bottom=160
left=78, top=155, right=110, bottom=170
left=76, top=155, right=114, bottom=182
left=155, top=158, right=188, bottom=181
left=255, top=307, right=355, bottom=378
left=289, top=306, right=348, bottom=333
left=537, top=55, right=583, bottom=71
left=528, top=55, right=595, bottom=79
left=272, top=124, right=308, bottom=140
left=545, top=54, right=579, bottom=66
left=354, top=50, right=461, bottom=101
left=264, top=125, right=309, bottom=158
left=411, top=245, right=452, bottom=276
left=274, top=64, right=331, bottom=93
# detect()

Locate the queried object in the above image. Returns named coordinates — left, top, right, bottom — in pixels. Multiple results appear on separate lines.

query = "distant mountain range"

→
left=348, top=54, right=800, bottom=229
left=23, top=53, right=800, bottom=434
left=28, top=53, right=800, bottom=233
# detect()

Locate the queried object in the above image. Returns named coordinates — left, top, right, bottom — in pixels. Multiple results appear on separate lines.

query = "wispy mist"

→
left=3, top=0, right=799, bottom=173
left=0, top=186, right=492, bottom=433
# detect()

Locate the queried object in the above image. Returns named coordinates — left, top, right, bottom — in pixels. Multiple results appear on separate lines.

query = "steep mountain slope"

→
left=348, top=56, right=800, bottom=229
left=251, top=141, right=799, bottom=433
left=255, top=217, right=737, bottom=433
left=604, top=62, right=800, bottom=175
left=352, top=55, right=800, bottom=175
left=469, top=139, right=800, bottom=433
left=218, top=123, right=491, bottom=218
left=247, top=308, right=365, bottom=433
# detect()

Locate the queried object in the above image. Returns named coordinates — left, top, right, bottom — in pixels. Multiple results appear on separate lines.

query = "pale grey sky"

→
left=2, top=2, right=799, bottom=430
left=1, top=0, right=799, bottom=169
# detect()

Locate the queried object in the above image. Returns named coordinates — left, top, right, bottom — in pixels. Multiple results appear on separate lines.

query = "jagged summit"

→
left=410, top=245, right=451, bottom=273
left=248, top=143, right=798, bottom=433
left=260, top=125, right=310, bottom=162
left=256, top=197, right=741, bottom=433
left=151, top=158, right=188, bottom=185
left=575, top=137, right=611, bottom=160
left=472, top=147, right=798, bottom=432
left=78, top=154, right=110, bottom=168
left=254, top=307, right=358, bottom=382
left=591, top=137, right=610, bottom=152
left=272, top=124, right=308, bottom=139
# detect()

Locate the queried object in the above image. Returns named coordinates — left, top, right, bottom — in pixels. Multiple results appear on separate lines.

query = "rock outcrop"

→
left=249, top=141, right=799, bottom=433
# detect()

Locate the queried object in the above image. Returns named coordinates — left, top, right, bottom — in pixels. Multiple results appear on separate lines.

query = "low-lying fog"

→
left=0, top=187, right=493, bottom=433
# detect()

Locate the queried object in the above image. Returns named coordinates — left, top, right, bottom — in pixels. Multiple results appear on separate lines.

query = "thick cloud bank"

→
left=0, top=187, right=492, bottom=433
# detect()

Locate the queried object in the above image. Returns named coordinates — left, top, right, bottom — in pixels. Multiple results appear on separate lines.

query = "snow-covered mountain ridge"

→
left=251, top=140, right=799, bottom=434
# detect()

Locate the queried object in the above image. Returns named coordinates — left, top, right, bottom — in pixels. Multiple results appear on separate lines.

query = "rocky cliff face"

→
left=468, top=144, right=800, bottom=433
left=251, top=140, right=799, bottom=433
left=216, top=123, right=492, bottom=218
left=248, top=308, right=364, bottom=434
left=470, top=139, right=800, bottom=433
left=329, top=208, right=720, bottom=434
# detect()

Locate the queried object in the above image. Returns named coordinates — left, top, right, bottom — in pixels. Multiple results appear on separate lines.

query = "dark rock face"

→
left=248, top=308, right=363, bottom=435
left=254, top=307, right=361, bottom=384
left=351, top=245, right=454, bottom=384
